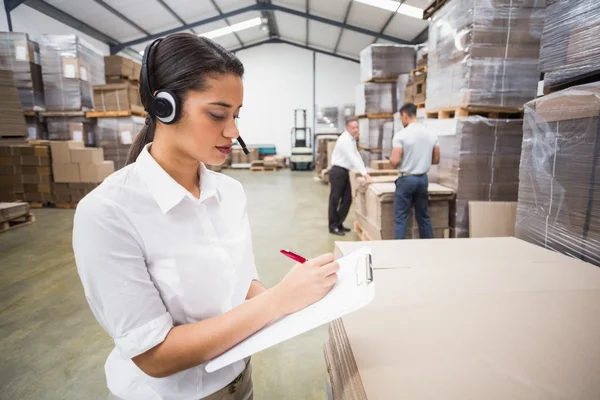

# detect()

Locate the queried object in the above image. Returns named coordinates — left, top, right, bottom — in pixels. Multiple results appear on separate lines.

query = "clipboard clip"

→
left=355, top=253, right=373, bottom=286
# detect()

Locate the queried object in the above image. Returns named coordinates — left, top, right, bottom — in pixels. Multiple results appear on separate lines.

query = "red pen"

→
left=280, top=249, right=307, bottom=264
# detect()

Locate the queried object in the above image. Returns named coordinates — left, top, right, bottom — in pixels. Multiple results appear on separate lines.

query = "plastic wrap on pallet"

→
left=381, top=121, right=395, bottom=160
left=360, top=44, right=416, bottom=82
left=356, top=83, right=397, bottom=116
left=340, top=103, right=355, bottom=125
left=0, top=32, right=45, bottom=110
left=395, top=74, right=410, bottom=109
left=539, top=0, right=600, bottom=92
left=39, top=35, right=105, bottom=111
left=437, top=117, right=523, bottom=238
left=426, top=0, right=545, bottom=110
left=95, top=116, right=144, bottom=171
left=515, top=83, right=600, bottom=267
left=358, top=118, right=392, bottom=150
left=46, top=117, right=97, bottom=146
left=316, top=105, right=340, bottom=133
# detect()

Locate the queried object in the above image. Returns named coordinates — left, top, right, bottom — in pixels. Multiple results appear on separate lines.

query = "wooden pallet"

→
left=86, top=104, right=146, bottom=118
left=105, top=75, right=139, bottom=84
left=249, top=166, right=277, bottom=172
left=366, top=77, right=399, bottom=84
left=411, top=65, right=427, bottom=76
left=415, top=102, right=426, bottom=109
left=353, top=221, right=372, bottom=242
left=39, top=110, right=89, bottom=117
left=0, top=213, right=35, bottom=233
left=357, top=113, right=394, bottom=119
left=55, top=202, right=78, bottom=209
left=426, top=106, right=524, bottom=120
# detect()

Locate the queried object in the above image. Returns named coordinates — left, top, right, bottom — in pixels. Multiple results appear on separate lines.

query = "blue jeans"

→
left=393, top=174, right=434, bottom=239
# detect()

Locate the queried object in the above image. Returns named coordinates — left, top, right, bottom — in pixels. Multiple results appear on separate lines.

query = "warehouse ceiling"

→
left=7, top=0, right=431, bottom=62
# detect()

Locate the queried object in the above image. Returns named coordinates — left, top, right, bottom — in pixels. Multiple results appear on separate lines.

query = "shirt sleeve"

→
left=72, top=196, right=173, bottom=359
left=393, top=131, right=404, bottom=148
left=349, top=138, right=368, bottom=176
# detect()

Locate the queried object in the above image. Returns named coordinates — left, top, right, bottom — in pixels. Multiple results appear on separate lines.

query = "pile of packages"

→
left=426, top=0, right=544, bottom=110
left=357, top=45, right=416, bottom=167
left=438, top=117, right=523, bottom=238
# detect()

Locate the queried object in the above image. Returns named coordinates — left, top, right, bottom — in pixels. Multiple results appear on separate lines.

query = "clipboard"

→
left=206, top=247, right=375, bottom=373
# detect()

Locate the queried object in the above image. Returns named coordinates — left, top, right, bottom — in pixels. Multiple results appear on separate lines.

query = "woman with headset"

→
left=72, top=33, right=339, bottom=400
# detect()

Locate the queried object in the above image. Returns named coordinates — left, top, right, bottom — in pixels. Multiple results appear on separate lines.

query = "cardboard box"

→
left=70, top=147, right=104, bottom=165
left=52, top=163, right=80, bottom=183
left=104, top=55, right=141, bottom=81
left=49, top=141, right=85, bottom=164
left=93, top=83, right=141, bottom=112
left=329, top=237, right=600, bottom=400
left=370, top=160, right=392, bottom=170
left=79, top=160, right=114, bottom=182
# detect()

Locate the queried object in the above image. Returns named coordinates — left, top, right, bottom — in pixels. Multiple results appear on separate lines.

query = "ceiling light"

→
left=199, top=17, right=262, bottom=40
left=354, top=0, right=424, bottom=19
left=139, top=50, right=144, bottom=56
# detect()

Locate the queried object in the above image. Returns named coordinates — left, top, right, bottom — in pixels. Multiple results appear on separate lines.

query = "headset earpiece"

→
left=153, top=90, right=180, bottom=125
left=142, top=39, right=181, bottom=125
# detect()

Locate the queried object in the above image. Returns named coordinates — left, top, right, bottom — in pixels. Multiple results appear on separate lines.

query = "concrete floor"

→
left=0, top=170, right=358, bottom=400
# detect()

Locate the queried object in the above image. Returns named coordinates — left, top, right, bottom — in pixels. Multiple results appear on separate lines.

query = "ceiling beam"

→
left=372, top=1, right=403, bottom=44
left=232, top=37, right=359, bottom=64
left=333, top=1, right=353, bottom=53
left=111, top=4, right=261, bottom=53
left=305, top=0, right=309, bottom=45
left=257, top=0, right=279, bottom=38
left=92, top=0, right=150, bottom=35
left=112, top=3, right=413, bottom=53
left=211, top=0, right=244, bottom=46
left=413, top=25, right=429, bottom=44
left=155, top=0, right=197, bottom=35
left=22, top=0, right=141, bottom=60
left=5, top=0, right=26, bottom=12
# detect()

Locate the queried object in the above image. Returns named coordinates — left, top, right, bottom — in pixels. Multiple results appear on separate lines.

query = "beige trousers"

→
left=108, top=362, right=253, bottom=400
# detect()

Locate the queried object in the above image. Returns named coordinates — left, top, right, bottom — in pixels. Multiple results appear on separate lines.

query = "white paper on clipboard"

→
left=206, top=247, right=375, bottom=373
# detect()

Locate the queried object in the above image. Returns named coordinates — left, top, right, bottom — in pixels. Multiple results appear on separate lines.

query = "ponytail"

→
left=126, top=116, right=155, bottom=165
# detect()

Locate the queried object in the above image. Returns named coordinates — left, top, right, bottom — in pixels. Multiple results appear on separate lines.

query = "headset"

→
left=141, top=38, right=250, bottom=155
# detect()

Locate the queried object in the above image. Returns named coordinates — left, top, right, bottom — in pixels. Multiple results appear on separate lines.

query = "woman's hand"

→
left=271, top=253, right=339, bottom=316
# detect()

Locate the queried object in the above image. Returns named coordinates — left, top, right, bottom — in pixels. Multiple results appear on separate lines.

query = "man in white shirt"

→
left=328, top=118, right=371, bottom=236
left=390, top=103, right=440, bottom=239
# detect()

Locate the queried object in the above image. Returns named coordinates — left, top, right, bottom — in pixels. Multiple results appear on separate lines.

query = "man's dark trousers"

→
left=328, top=166, right=352, bottom=231
left=393, top=174, right=434, bottom=239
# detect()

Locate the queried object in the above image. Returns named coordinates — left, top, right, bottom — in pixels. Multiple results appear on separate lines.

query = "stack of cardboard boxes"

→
left=539, top=0, right=600, bottom=93
left=515, top=83, right=600, bottom=267
left=0, top=70, right=29, bottom=139
left=403, top=54, right=427, bottom=106
left=0, top=142, right=52, bottom=203
left=0, top=32, right=45, bottom=110
left=438, top=117, right=523, bottom=238
left=39, top=34, right=104, bottom=111
left=93, top=56, right=142, bottom=113
left=231, top=147, right=259, bottom=165
left=426, top=0, right=544, bottom=111
left=357, top=45, right=415, bottom=167
left=46, top=117, right=96, bottom=146
left=95, top=117, right=143, bottom=170
left=315, top=137, right=337, bottom=180
left=50, top=141, right=113, bottom=204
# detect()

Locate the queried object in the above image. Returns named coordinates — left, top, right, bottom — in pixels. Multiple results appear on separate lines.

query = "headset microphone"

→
left=237, top=136, right=250, bottom=155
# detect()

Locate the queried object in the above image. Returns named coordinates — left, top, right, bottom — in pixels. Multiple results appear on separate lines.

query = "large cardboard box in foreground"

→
left=328, top=238, right=600, bottom=400
left=515, top=82, right=600, bottom=266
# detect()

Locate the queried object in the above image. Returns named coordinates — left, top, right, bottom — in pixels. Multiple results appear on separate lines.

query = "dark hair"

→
left=346, top=117, right=358, bottom=127
left=126, top=33, right=245, bottom=164
left=399, top=103, right=417, bottom=117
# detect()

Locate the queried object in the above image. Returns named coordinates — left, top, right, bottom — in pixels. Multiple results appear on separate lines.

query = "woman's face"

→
left=174, top=73, right=244, bottom=166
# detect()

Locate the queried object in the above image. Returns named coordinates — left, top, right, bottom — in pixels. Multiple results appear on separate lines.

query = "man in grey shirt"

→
left=390, top=103, right=440, bottom=239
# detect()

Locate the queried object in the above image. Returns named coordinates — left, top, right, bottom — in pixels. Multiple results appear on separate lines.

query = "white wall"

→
left=0, top=1, right=109, bottom=55
left=236, top=43, right=360, bottom=156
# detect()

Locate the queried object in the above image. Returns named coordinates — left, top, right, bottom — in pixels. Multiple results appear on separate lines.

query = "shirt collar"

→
left=135, top=143, right=221, bottom=214
left=344, top=130, right=355, bottom=141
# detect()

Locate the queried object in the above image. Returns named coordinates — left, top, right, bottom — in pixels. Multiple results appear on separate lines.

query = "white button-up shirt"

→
left=72, top=144, right=258, bottom=400
left=330, top=131, right=368, bottom=176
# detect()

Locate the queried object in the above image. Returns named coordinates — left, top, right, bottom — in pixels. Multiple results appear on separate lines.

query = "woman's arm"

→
left=133, top=254, right=337, bottom=378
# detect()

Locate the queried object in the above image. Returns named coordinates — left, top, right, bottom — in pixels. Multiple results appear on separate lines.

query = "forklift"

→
left=290, top=109, right=313, bottom=171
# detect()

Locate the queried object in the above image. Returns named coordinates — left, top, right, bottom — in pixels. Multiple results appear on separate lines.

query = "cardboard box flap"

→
left=529, top=82, right=600, bottom=122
